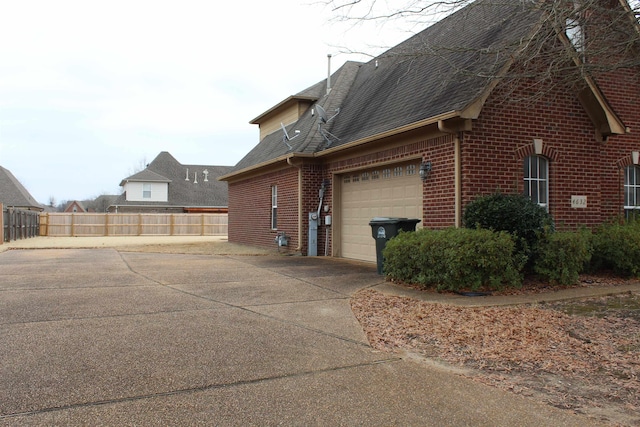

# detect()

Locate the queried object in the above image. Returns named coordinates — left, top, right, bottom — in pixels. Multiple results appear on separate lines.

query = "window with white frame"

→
left=624, top=165, right=640, bottom=218
left=524, top=155, right=549, bottom=209
left=271, top=185, right=278, bottom=229
left=143, top=183, right=152, bottom=199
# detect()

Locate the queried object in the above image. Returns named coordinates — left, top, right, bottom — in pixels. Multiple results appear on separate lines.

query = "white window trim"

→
left=624, top=165, right=640, bottom=215
left=524, top=155, right=549, bottom=210
left=271, top=185, right=278, bottom=230
left=143, top=183, right=152, bottom=199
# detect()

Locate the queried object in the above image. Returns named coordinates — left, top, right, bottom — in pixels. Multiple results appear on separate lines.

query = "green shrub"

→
left=439, top=228, right=524, bottom=291
left=381, top=230, right=423, bottom=282
left=383, top=228, right=524, bottom=291
left=591, top=220, right=640, bottom=277
left=463, top=193, right=554, bottom=260
left=533, top=230, right=592, bottom=285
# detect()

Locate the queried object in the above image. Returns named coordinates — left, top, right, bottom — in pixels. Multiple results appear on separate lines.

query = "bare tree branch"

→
left=323, top=0, right=640, bottom=104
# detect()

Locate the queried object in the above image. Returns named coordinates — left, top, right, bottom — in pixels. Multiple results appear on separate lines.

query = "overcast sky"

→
left=0, top=0, right=418, bottom=205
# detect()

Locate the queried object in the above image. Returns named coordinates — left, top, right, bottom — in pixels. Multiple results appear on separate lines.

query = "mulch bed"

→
left=351, top=276, right=640, bottom=426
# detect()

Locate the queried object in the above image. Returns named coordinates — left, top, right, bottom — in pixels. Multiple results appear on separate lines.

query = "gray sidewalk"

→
left=0, top=247, right=605, bottom=426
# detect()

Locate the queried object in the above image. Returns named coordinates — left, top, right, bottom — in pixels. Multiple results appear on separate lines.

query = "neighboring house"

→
left=64, top=200, right=87, bottom=213
left=0, top=165, right=43, bottom=211
left=220, top=0, right=640, bottom=262
left=91, top=194, right=119, bottom=213
left=109, top=152, right=231, bottom=213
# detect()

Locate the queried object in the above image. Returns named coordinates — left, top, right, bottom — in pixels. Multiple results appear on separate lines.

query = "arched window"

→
left=624, top=165, right=640, bottom=218
left=524, top=155, right=548, bottom=210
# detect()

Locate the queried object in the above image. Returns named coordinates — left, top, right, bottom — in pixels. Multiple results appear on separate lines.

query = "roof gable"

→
left=229, top=61, right=362, bottom=174
left=0, top=166, right=42, bottom=210
left=121, top=169, right=171, bottom=185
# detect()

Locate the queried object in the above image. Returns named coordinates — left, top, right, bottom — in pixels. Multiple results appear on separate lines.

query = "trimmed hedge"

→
left=383, top=227, right=524, bottom=292
left=383, top=214, right=639, bottom=291
left=533, top=230, right=592, bottom=285
left=591, top=220, right=640, bottom=277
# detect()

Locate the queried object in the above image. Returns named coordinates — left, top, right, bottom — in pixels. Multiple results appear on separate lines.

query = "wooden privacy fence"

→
left=2, top=204, right=41, bottom=243
left=40, top=213, right=228, bottom=237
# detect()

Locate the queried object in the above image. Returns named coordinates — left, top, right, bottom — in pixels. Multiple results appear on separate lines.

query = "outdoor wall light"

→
left=419, top=161, right=432, bottom=181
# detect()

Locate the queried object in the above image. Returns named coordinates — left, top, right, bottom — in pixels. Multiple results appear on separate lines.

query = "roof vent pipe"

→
left=326, top=54, right=332, bottom=95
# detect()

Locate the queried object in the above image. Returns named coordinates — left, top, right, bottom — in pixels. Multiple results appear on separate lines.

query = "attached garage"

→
left=338, top=161, right=423, bottom=262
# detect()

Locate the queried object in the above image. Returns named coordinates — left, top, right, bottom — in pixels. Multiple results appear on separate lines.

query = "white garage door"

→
left=339, top=161, right=423, bottom=262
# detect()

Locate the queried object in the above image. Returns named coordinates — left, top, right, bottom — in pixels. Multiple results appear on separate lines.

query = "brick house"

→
left=220, top=0, right=640, bottom=263
left=110, top=152, right=231, bottom=213
left=64, top=201, right=88, bottom=213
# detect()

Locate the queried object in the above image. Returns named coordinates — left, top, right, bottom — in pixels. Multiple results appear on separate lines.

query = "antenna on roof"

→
left=326, top=54, right=332, bottom=95
left=280, top=122, right=300, bottom=150
left=315, top=104, right=341, bottom=147
left=315, top=105, right=340, bottom=124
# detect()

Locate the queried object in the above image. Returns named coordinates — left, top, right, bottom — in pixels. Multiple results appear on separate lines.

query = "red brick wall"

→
left=301, top=162, right=326, bottom=256
left=462, top=66, right=640, bottom=229
left=596, top=67, right=640, bottom=219
left=422, top=136, right=457, bottom=228
left=324, top=134, right=457, bottom=230
left=228, top=167, right=299, bottom=252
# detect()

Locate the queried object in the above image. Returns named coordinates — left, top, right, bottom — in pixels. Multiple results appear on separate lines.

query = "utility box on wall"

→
left=308, top=212, right=318, bottom=256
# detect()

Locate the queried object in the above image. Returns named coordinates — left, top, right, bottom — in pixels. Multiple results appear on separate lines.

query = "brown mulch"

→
left=351, top=278, right=640, bottom=426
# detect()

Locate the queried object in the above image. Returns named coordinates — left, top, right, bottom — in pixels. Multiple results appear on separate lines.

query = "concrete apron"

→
left=0, top=249, right=601, bottom=426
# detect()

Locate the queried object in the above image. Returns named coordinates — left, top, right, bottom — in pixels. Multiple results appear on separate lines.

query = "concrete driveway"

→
left=0, top=249, right=602, bottom=426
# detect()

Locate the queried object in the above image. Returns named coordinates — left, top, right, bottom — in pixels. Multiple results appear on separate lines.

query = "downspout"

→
left=287, top=156, right=303, bottom=251
left=454, top=135, right=461, bottom=227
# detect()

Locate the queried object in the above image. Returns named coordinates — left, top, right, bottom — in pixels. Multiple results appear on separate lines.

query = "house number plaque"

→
left=571, top=196, right=587, bottom=208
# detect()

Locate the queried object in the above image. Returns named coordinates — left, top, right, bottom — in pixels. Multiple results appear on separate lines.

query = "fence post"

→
left=9, top=207, right=14, bottom=241
left=0, top=203, right=3, bottom=244
left=40, top=213, right=46, bottom=236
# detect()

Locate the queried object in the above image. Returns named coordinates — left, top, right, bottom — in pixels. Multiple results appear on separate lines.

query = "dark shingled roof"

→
left=0, top=165, right=43, bottom=210
left=120, top=169, right=171, bottom=185
left=227, top=0, right=540, bottom=175
left=112, top=152, right=232, bottom=208
left=231, top=61, right=362, bottom=172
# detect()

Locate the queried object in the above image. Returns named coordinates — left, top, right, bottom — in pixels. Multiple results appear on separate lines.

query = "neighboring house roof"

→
left=0, top=165, right=43, bottom=210
left=120, top=169, right=171, bottom=185
left=64, top=200, right=86, bottom=212
left=222, top=0, right=626, bottom=179
left=111, top=151, right=232, bottom=209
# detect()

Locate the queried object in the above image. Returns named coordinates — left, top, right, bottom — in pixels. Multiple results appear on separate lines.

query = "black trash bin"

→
left=369, top=217, right=421, bottom=275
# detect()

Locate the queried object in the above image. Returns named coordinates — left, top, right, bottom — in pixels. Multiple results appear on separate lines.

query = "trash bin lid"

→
left=369, top=217, right=408, bottom=225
